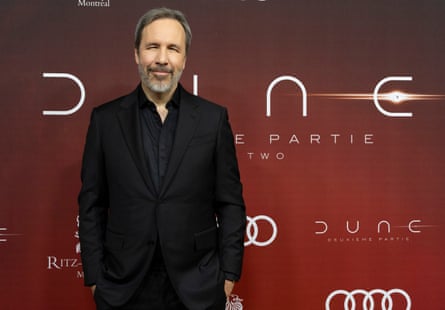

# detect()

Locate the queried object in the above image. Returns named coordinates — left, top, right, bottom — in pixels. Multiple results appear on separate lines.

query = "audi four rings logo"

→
left=245, top=215, right=277, bottom=247
left=325, top=289, right=411, bottom=310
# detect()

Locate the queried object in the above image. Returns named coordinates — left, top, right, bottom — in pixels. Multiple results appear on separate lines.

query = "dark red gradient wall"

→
left=1, top=1, right=444, bottom=309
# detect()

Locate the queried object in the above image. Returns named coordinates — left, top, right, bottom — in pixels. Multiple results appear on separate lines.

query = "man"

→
left=78, top=7, right=246, bottom=310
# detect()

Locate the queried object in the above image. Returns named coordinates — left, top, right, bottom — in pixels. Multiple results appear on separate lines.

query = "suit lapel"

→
left=160, top=87, right=200, bottom=196
left=117, top=88, right=156, bottom=194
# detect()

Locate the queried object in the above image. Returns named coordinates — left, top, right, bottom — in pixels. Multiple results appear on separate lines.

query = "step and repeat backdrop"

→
left=1, top=1, right=445, bottom=309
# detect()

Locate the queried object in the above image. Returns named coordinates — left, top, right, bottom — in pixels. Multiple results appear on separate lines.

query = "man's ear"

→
left=134, top=48, right=140, bottom=64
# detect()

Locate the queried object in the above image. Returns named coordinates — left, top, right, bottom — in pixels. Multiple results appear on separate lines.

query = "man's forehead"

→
left=144, top=18, right=184, bottom=35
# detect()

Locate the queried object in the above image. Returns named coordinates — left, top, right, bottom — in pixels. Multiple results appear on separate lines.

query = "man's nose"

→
left=156, top=47, right=168, bottom=65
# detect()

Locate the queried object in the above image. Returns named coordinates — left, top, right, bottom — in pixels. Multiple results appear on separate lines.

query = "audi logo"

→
left=244, top=215, right=277, bottom=247
left=325, top=288, right=411, bottom=310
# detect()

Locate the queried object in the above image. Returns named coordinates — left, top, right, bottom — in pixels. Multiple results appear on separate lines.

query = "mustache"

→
left=147, top=66, right=173, bottom=74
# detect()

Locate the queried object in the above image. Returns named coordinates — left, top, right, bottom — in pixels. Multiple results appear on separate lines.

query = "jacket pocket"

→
left=194, top=226, right=218, bottom=251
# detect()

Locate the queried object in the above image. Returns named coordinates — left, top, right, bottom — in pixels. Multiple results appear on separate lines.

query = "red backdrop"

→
left=1, top=1, right=445, bottom=309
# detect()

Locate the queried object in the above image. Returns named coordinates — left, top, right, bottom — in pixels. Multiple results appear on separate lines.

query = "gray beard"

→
left=138, top=64, right=183, bottom=94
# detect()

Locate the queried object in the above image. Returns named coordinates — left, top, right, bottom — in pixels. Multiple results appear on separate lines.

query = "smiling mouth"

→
left=149, top=69, right=172, bottom=80
left=148, top=66, right=172, bottom=73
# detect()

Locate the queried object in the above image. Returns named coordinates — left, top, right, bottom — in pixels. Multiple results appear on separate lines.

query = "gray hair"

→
left=134, top=7, right=192, bottom=54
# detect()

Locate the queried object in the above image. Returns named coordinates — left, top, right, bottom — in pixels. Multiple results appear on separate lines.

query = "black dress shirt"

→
left=139, top=86, right=179, bottom=194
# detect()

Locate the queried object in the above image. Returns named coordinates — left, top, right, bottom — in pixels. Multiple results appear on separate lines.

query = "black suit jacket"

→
left=78, top=85, right=246, bottom=309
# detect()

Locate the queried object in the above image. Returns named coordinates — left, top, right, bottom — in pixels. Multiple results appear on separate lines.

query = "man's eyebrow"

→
left=144, top=42, right=159, bottom=46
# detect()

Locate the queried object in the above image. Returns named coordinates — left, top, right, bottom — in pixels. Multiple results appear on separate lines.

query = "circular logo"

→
left=325, top=288, right=411, bottom=310
left=245, top=215, right=278, bottom=247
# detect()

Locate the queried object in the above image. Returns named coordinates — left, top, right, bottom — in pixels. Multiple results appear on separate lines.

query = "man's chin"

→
left=152, top=85, right=171, bottom=93
left=146, top=82, right=174, bottom=94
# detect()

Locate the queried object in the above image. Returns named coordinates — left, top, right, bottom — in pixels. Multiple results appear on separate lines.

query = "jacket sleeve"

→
left=78, top=108, right=109, bottom=286
left=214, top=108, right=246, bottom=281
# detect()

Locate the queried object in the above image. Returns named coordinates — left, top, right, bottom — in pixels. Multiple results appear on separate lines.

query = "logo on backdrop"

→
left=314, top=218, right=435, bottom=244
left=41, top=73, right=85, bottom=116
left=236, top=74, right=444, bottom=161
left=41, top=72, right=443, bottom=118
left=226, top=294, right=244, bottom=310
left=325, top=288, right=411, bottom=310
left=266, top=76, right=418, bottom=119
left=0, top=227, right=22, bottom=243
left=41, top=71, right=444, bottom=162
left=46, top=216, right=83, bottom=279
left=75, top=215, right=81, bottom=254
left=77, top=0, right=110, bottom=8
left=245, top=215, right=277, bottom=247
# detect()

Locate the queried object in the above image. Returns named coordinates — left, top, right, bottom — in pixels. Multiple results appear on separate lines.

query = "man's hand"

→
left=90, top=285, right=96, bottom=296
left=224, top=280, right=235, bottom=298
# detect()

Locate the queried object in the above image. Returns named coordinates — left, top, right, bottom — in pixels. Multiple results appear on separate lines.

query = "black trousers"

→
left=94, top=266, right=187, bottom=310
left=94, top=265, right=226, bottom=310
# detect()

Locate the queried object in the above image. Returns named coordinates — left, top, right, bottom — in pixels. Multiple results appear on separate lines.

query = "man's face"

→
left=135, top=18, right=187, bottom=96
